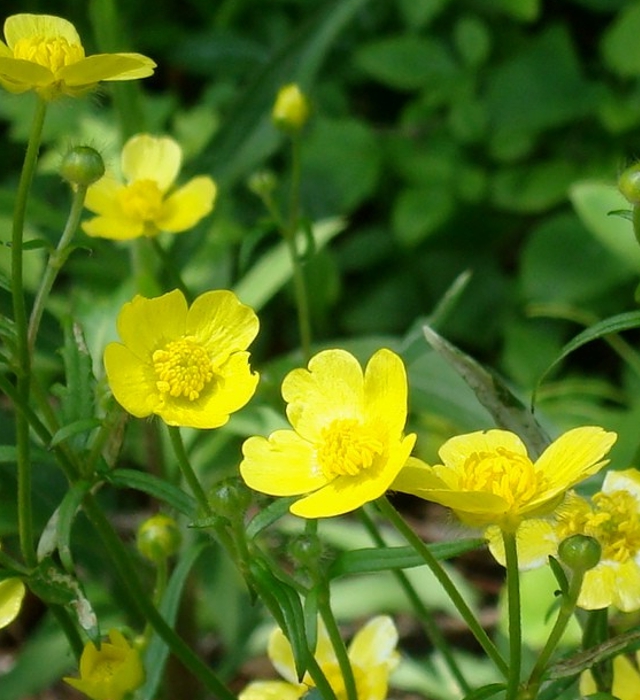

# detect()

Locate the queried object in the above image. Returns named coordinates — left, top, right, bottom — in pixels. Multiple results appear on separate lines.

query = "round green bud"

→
left=618, top=162, right=640, bottom=204
left=558, top=534, right=601, bottom=573
left=288, top=534, right=323, bottom=571
left=60, top=146, right=105, bottom=187
left=136, top=513, right=181, bottom=563
left=248, top=170, right=277, bottom=198
left=208, top=477, right=252, bottom=520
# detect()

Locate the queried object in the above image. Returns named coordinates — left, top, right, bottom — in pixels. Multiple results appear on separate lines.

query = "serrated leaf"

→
left=422, top=324, right=549, bottom=458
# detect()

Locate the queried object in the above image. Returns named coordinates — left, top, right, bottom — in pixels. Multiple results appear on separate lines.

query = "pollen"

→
left=152, top=336, right=214, bottom=401
left=459, top=447, right=545, bottom=507
left=13, top=35, right=84, bottom=73
left=583, top=490, right=640, bottom=564
left=317, top=418, right=384, bottom=479
left=118, top=179, right=164, bottom=221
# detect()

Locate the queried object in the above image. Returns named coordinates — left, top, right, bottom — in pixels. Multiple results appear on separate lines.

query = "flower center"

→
left=583, top=490, right=640, bottom=564
left=13, top=35, right=84, bottom=73
left=118, top=179, right=164, bottom=221
left=87, top=648, right=125, bottom=684
left=152, top=336, right=214, bottom=401
left=317, top=418, right=384, bottom=479
left=458, top=448, right=544, bottom=507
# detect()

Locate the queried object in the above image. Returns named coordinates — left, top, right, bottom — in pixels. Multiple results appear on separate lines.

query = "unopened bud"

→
left=60, top=146, right=105, bottom=187
left=272, top=84, right=310, bottom=133
left=558, top=534, right=601, bottom=573
left=136, top=513, right=181, bottom=563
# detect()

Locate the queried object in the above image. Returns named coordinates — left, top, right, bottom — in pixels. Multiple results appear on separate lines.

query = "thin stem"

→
left=83, top=494, right=236, bottom=700
left=359, top=507, right=471, bottom=694
left=12, top=96, right=48, bottom=568
left=149, top=237, right=192, bottom=301
left=28, top=184, right=88, bottom=351
left=523, top=569, right=585, bottom=698
left=377, top=497, right=509, bottom=678
left=503, top=530, right=522, bottom=700
left=50, top=605, right=84, bottom=661
left=166, top=426, right=210, bottom=515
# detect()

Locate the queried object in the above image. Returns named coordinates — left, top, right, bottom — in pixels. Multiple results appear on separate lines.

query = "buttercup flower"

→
left=104, top=289, right=259, bottom=429
left=580, top=650, right=640, bottom=700
left=392, top=427, right=616, bottom=532
left=82, top=134, right=216, bottom=240
left=0, top=577, right=25, bottom=628
left=272, top=83, right=310, bottom=132
left=64, top=629, right=144, bottom=700
left=0, top=14, right=155, bottom=100
left=240, top=348, right=416, bottom=518
left=239, top=616, right=399, bottom=700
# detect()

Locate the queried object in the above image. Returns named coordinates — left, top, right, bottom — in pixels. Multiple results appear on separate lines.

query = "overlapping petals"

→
left=64, top=629, right=144, bottom=700
left=104, top=289, right=259, bottom=429
left=392, top=427, right=616, bottom=532
left=240, top=348, right=416, bottom=518
left=0, top=14, right=155, bottom=100
left=239, top=616, right=399, bottom=700
left=82, top=134, right=216, bottom=240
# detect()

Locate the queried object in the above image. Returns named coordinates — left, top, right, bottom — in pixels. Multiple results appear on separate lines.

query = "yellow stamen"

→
left=118, top=179, right=164, bottom=221
left=317, top=418, right=383, bottom=479
left=585, top=491, right=640, bottom=563
left=13, top=35, right=84, bottom=72
left=152, top=336, right=214, bottom=401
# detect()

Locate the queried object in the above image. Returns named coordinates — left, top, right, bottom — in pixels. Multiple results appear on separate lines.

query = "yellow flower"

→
left=580, top=650, right=640, bottom=700
left=104, top=289, right=259, bottom=429
left=239, top=616, right=399, bottom=700
left=392, top=427, right=616, bottom=532
left=0, top=577, right=25, bottom=628
left=82, top=134, right=216, bottom=240
left=64, top=629, right=144, bottom=700
left=272, top=83, right=310, bottom=132
left=0, top=14, right=155, bottom=100
left=240, top=348, right=416, bottom=518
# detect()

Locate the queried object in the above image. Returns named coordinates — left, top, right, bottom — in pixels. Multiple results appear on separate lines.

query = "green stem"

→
left=377, top=497, right=509, bottom=679
left=12, top=96, right=48, bottom=568
left=149, top=237, right=191, bottom=301
left=503, top=530, right=522, bottom=700
left=523, top=568, right=584, bottom=699
left=51, top=604, right=84, bottom=661
left=317, top=587, right=358, bottom=700
left=28, top=184, right=88, bottom=351
left=166, top=426, right=211, bottom=515
left=83, top=494, right=236, bottom=699
left=359, top=508, right=471, bottom=694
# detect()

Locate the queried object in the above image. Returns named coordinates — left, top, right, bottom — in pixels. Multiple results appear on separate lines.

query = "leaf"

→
left=392, top=185, right=455, bottom=246
left=107, top=468, right=197, bottom=517
left=422, top=324, right=550, bottom=458
left=246, top=497, right=297, bottom=539
left=601, top=3, right=640, bottom=77
left=49, top=418, right=102, bottom=448
left=140, top=543, right=207, bottom=700
left=462, top=683, right=507, bottom=700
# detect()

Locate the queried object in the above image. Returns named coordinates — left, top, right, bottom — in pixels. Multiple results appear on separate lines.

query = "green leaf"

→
left=453, top=15, right=491, bottom=67
left=49, top=418, right=102, bottom=448
left=328, top=539, right=484, bottom=579
left=569, top=181, right=640, bottom=272
left=392, top=185, right=455, bottom=246
left=462, top=683, right=507, bottom=700
left=140, top=543, right=207, bottom=700
left=422, top=324, right=550, bottom=458
left=397, top=0, right=449, bottom=29
left=355, top=35, right=458, bottom=91
left=107, top=468, right=197, bottom=517
left=246, top=497, right=297, bottom=539
left=601, top=3, right=640, bottom=77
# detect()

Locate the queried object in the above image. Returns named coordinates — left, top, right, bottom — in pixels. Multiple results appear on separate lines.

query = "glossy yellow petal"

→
left=349, top=616, right=399, bottom=670
left=391, top=457, right=450, bottom=492
left=283, top=349, right=365, bottom=441
left=267, top=626, right=299, bottom=684
left=0, top=578, right=25, bottom=628
left=60, top=53, right=155, bottom=85
left=240, top=431, right=327, bottom=496
left=439, top=429, right=528, bottom=470
left=612, top=654, right=640, bottom=700
left=534, top=426, right=616, bottom=495
left=0, top=41, right=11, bottom=57
left=486, top=519, right=557, bottom=569
left=239, top=681, right=305, bottom=700
left=82, top=215, right=145, bottom=240
left=602, top=467, right=640, bottom=499
left=579, top=564, right=618, bottom=610
left=156, top=176, right=216, bottom=232
left=116, top=289, right=188, bottom=358
left=84, top=176, right=126, bottom=216
left=4, top=14, right=81, bottom=47
left=187, top=290, right=259, bottom=365
left=122, top=134, right=182, bottom=191
left=363, top=348, right=407, bottom=440
left=0, top=56, right=53, bottom=88
left=610, top=561, right=640, bottom=612
left=104, top=343, right=160, bottom=418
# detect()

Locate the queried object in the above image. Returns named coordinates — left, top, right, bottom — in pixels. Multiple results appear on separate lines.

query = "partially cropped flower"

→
left=392, top=427, right=616, bottom=532
left=240, top=348, right=416, bottom=518
left=580, top=650, right=640, bottom=700
left=239, top=616, right=399, bottom=700
left=0, top=14, right=155, bottom=100
left=272, top=83, right=310, bottom=132
left=82, top=134, right=216, bottom=240
left=0, top=577, right=25, bottom=628
left=63, top=629, right=144, bottom=700
left=104, top=289, right=259, bottom=429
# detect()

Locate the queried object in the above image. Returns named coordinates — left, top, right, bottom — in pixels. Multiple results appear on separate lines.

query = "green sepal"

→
left=548, top=555, right=569, bottom=596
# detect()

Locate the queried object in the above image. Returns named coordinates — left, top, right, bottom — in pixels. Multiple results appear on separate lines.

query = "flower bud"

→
left=136, top=513, right=181, bottom=563
left=272, top=84, right=310, bottom=132
left=558, top=534, right=601, bottom=573
left=248, top=170, right=277, bottom=198
left=288, top=534, right=323, bottom=571
left=60, top=146, right=105, bottom=187
left=619, top=162, right=640, bottom=205
left=208, top=477, right=252, bottom=521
